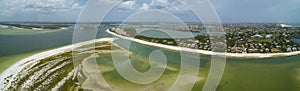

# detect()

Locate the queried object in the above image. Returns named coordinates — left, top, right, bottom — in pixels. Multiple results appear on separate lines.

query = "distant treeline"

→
left=0, top=23, right=70, bottom=29
left=134, top=35, right=178, bottom=46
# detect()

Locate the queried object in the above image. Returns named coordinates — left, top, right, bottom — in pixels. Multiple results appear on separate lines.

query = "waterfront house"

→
left=265, top=34, right=273, bottom=38
left=251, top=34, right=263, bottom=38
left=167, top=41, right=174, bottom=45
left=286, top=47, right=292, bottom=52
left=271, top=48, right=280, bottom=53
left=292, top=47, right=298, bottom=51
left=265, top=48, right=270, bottom=53
left=230, top=47, right=243, bottom=53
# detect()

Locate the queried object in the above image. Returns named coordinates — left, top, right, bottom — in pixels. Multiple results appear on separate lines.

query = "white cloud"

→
left=149, top=0, right=169, bottom=8
left=140, top=3, right=149, bottom=10
left=148, top=0, right=189, bottom=13
left=0, top=0, right=193, bottom=22
left=118, top=0, right=136, bottom=10
left=0, top=0, right=86, bottom=22
left=166, top=2, right=189, bottom=13
left=5, top=0, right=83, bottom=13
left=72, top=3, right=82, bottom=9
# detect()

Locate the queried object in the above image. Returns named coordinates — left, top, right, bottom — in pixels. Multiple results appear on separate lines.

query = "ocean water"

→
left=0, top=27, right=111, bottom=57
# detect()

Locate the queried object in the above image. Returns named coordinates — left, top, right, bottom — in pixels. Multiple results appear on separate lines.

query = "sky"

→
left=0, top=0, right=299, bottom=23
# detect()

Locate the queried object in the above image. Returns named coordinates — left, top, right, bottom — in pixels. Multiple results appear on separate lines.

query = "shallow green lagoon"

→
left=94, top=39, right=300, bottom=91
left=0, top=51, right=43, bottom=73
left=218, top=57, right=300, bottom=91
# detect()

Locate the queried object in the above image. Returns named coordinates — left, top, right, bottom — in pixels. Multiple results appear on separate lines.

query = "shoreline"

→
left=0, top=38, right=115, bottom=88
left=107, top=29, right=300, bottom=58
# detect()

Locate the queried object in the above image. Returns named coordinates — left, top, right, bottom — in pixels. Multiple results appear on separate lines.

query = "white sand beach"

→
left=107, top=29, right=300, bottom=58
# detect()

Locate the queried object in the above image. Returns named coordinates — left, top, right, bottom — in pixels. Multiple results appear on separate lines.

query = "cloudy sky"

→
left=0, top=0, right=299, bottom=23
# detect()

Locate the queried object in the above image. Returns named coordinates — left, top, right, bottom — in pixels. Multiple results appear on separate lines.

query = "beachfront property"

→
left=109, top=23, right=300, bottom=53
